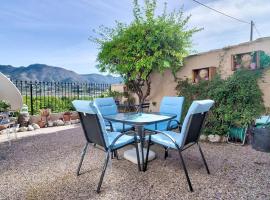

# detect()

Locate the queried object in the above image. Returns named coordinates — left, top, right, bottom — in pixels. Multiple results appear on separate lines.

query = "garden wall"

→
left=146, top=37, right=270, bottom=111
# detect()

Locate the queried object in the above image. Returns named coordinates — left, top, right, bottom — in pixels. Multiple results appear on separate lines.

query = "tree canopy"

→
left=92, top=0, right=200, bottom=103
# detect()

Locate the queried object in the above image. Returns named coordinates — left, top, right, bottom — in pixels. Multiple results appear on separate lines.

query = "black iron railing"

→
left=11, top=80, right=111, bottom=115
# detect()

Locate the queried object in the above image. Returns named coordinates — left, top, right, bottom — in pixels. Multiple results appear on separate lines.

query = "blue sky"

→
left=1, top=0, right=270, bottom=74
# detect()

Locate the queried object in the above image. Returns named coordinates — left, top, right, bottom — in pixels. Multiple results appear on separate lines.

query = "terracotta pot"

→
left=63, top=114, right=71, bottom=122
left=38, top=121, right=46, bottom=128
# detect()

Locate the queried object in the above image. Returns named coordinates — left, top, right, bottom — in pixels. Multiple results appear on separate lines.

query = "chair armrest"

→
left=166, top=119, right=181, bottom=131
left=149, top=130, right=180, bottom=149
left=105, top=120, right=113, bottom=132
left=109, top=131, right=138, bottom=150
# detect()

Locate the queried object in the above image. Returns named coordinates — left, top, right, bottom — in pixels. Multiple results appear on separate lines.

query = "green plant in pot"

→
left=0, top=100, right=10, bottom=113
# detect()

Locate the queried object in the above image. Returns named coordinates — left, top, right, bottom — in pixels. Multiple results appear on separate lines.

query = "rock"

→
left=71, top=119, right=80, bottom=124
left=48, top=121, right=54, bottom=127
left=32, top=123, right=40, bottom=130
left=208, top=134, right=221, bottom=143
left=65, top=121, right=72, bottom=126
left=199, top=134, right=208, bottom=142
left=54, top=120, right=64, bottom=126
left=27, top=125, right=34, bottom=131
left=18, top=127, right=28, bottom=132
left=221, top=136, right=228, bottom=143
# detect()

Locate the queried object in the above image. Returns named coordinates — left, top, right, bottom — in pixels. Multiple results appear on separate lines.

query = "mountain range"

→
left=0, top=64, right=122, bottom=84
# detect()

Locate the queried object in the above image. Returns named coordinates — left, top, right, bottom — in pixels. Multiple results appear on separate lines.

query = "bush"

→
left=0, top=100, right=10, bottom=112
left=176, top=69, right=265, bottom=135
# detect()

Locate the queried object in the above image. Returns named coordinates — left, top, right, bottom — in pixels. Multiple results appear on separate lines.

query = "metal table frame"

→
left=104, top=112, right=176, bottom=171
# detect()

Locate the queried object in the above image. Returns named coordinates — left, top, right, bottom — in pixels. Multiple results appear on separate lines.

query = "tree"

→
left=92, top=0, right=200, bottom=104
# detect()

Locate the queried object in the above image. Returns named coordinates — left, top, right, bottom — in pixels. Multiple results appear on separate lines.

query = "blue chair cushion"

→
left=108, top=132, right=135, bottom=149
left=94, top=97, right=118, bottom=116
left=145, top=96, right=184, bottom=132
left=159, top=96, right=184, bottom=124
left=151, top=131, right=184, bottom=149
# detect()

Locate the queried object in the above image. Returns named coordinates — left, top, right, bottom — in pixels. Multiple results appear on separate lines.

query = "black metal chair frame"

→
left=77, top=112, right=141, bottom=193
left=145, top=112, right=210, bottom=192
left=135, top=102, right=150, bottom=113
left=146, top=118, right=182, bottom=159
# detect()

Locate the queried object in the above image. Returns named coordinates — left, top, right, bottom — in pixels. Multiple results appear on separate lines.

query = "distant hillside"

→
left=0, top=64, right=122, bottom=84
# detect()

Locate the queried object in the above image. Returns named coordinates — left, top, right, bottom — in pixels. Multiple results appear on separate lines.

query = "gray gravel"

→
left=0, top=126, right=270, bottom=200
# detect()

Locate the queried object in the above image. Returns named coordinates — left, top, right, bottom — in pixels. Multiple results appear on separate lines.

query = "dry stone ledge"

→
left=32, top=123, right=40, bottom=130
left=27, top=125, right=34, bottom=131
left=54, top=120, right=65, bottom=126
left=18, top=127, right=28, bottom=132
left=208, top=134, right=221, bottom=143
left=199, top=134, right=208, bottom=142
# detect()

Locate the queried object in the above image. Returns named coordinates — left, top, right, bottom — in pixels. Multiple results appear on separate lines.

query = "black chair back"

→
left=78, top=112, right=108, bottom=150
left=184, top=112, right=207, bottom=146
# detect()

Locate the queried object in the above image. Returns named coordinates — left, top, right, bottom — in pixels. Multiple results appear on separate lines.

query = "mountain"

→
left=0, top=64, right=122, bottom=84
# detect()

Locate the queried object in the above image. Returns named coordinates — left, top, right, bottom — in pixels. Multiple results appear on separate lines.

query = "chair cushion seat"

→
left=151, top=131, right=184, bottom=149
left=144, top=120, right=178, bottom=131
left=108, top=132, right=135, bottom=149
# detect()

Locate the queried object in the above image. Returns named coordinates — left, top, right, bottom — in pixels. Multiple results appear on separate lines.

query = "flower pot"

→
left=38, top=121, right=46, bottom=128
left=63, top=113, right=71, bottom=122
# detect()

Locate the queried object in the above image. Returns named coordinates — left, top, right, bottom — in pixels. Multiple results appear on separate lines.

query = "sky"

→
left=0, top=0, right=270, bottom=74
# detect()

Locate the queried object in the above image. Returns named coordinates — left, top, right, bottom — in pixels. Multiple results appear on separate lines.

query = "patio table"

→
left=103, top=112, right=176, bottom=171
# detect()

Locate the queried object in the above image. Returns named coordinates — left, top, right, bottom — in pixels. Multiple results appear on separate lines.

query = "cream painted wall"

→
left=147, top=37, right=270, bottom=112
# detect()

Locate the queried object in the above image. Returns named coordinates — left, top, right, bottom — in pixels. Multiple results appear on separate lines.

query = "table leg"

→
left=137, top=125, right=145, bottom=172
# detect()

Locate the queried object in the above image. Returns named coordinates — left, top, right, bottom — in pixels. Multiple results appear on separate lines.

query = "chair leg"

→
left=164, top=146, right=169, bottom=159
left=97, top=151, right=110, bottom=193
left=144, top=134, right=151, bottom=171
left=177, top=150, right=194, bottom=192
left=197, top=143, right=210, bottom=174
left=114, top=150, right=119, bottom=160
left=77, top=142, right=89, bottom=176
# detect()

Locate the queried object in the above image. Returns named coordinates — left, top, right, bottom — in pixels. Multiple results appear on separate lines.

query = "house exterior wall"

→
left=147, top=37, right=270, bottom=111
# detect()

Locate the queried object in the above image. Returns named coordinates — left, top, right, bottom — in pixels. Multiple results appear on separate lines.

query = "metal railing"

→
left=11, top=80, right=111, bottom=115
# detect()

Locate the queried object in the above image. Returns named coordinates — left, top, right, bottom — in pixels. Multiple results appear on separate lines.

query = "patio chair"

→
left=145, top=100, right=214, bottom=192
left=94, top=97, right=134, bottom=132
left=72, top=100, right=141, bottom=193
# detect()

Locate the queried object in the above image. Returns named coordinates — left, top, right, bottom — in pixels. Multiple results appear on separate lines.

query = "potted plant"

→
left=0, top=100, right=11, bottom=131
left=39, top=108, right=51, bottom=128
left=0, top=100, right=10, bottom=113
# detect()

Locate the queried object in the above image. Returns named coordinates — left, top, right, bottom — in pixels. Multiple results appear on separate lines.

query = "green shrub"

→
left=0, top=100, right=10, bottom=112
left=176, top=69, right=265, bottom=135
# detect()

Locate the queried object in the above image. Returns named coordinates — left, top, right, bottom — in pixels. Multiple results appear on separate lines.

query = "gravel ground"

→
left=0, top=126, right=270, bottom=200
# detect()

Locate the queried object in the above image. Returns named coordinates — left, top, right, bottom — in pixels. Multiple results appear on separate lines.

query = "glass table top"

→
left=103, top=112, right=176, bottom=125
